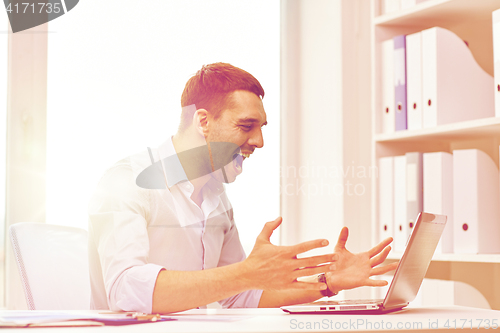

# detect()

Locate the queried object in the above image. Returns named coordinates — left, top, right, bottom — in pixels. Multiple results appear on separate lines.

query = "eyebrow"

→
left=238, top=118, right=268, bottom=126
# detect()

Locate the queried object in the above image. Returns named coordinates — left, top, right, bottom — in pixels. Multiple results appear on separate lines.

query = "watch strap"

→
left=318, top=273, right=337, bottom=297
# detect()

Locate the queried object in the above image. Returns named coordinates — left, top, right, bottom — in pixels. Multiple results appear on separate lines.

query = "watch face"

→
left=318, top=274, right=336, bottom=297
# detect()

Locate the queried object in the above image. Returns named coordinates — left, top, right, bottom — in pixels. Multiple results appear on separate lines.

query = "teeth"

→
left=240, top=153, right=250, bottom=159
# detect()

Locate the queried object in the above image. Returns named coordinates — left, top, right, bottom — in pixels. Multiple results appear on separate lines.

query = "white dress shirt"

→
left=88, top=137, right=263, bottom=313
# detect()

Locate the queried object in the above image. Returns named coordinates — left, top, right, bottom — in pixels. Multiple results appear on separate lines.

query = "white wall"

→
left=281, top=0, right=372, bottom=267
left=340, top=0, right=373, bottom=254
left=0, top=10, right=9, bottom=308
left=281, top=0, right=344, bottom=253
left=5, top=24, right=48, bottom=310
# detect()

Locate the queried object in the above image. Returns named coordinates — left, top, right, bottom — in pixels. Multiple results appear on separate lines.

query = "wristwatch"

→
left=318, top=273, right=338, bottom=297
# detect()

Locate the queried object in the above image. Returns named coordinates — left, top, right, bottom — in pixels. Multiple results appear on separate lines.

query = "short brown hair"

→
left=179, top=63, right=265, bottom=132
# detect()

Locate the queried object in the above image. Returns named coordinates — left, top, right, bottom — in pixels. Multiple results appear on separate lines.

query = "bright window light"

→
left=46, top=0, right=280, bottom=255
left=0, top=10, right=9, bottom=307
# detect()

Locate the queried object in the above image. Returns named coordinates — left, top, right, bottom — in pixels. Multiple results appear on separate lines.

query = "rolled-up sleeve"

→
left=89, top=161, right=164, bottom=313
left=216, top=211, right=263, bottom=308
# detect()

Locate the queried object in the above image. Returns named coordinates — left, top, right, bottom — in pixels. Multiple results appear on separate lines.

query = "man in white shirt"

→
left=88, top=63, right=398, bottom=314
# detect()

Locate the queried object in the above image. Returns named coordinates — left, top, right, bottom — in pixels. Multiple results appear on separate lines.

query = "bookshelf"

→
left=370, top=0, right=500, bottom=309
left=387, top=252, right=500, bottom=264
left=375, top=117, right=500, bottom=144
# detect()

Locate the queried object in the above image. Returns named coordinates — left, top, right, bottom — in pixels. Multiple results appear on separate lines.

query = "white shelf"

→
left=372, top=0, right=500, bottom=75
left=374, top=0, right=500, bottom=27
left=370, top=0, right=500, bottom=310
left=387, top=252, right=500, bottom=263
left=375, top=116, right=500, bottom=143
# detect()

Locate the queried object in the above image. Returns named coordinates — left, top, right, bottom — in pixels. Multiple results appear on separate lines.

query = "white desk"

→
left=2, top=306, right=500, bottom=332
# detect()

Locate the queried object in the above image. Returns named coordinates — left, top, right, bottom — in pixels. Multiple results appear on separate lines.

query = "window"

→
left=46, top=0, right=280, bottom=255
left=0, top=10, right=8, bottom=308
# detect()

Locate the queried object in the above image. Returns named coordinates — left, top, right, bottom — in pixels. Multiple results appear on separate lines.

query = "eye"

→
left=239, top=125, right=252, bottom=131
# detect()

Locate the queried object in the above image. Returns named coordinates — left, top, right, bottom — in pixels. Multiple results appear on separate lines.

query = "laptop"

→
left=281, top=212, right=447, bottom=314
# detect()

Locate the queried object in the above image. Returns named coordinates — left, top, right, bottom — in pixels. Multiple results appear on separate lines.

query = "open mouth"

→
left=232, top=153, right=243, bottom=172
left=232, top=152, right=250, bottom=173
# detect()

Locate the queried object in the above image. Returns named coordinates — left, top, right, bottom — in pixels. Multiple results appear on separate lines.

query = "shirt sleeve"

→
left=216, top=204, right=263, bottom=308
left=88, top=159, right=164, bottom=313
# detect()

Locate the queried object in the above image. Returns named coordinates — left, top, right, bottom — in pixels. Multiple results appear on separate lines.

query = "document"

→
left=422, top=27, right=494, bottom=128
left=394, top=35, right=407, bottom=131
left=405, top=152, right=423, bottom=249
left=423, top=152, right=453, bottom=253
left=378, top=156, right=394, bottom=242
left=453, top=149, right=500, bottom=254
left=393, top=155, right=407, bottom=252
left=406, top=32, right=423, bottom=130
left=0, top=311, right=175, bottom=327
left=381, top=39, right=395, bottom=133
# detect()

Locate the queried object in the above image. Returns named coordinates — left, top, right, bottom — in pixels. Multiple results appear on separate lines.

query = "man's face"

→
left=206, top=90, right=267, bottom=183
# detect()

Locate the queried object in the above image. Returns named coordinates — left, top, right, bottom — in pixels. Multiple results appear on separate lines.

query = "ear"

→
left=193, top=109, right=210, bottom=138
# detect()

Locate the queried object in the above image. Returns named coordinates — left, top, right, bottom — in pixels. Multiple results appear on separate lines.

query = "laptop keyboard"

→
left=315, top=299, right=384, bottom=305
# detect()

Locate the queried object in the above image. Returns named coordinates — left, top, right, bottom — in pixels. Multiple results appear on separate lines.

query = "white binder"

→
left=422, top=27, right=494, bottom=128
left=405, top=152, right=423, bottom=246
left=406, top=32, right=423, bottom=130
left=383, top=0, right=400, bottom=14
left=381, top=39, right=395, bottom=133
left=378, top=157, right=394, bottom=243
left=400, top=0, right=428, bottom=11
left=423, top=152, right=453, bottom=253
left=493, top=9, right=500, bottom=117
left=453, top=149, right=500, bottom=254
left=393, top=155, right=407, bottom=252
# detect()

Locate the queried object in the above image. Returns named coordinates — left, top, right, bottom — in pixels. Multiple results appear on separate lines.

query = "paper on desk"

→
left=0, top=311, right=92, bottom=324
left=163, top=314, right=253, bottom=322
left=0, top=311, right=174, bottom=327
left=0, top=311, right=103, bottom=327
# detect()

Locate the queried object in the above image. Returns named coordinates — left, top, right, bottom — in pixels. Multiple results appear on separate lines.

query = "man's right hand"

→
left=240, top=217, right=337, bottom=292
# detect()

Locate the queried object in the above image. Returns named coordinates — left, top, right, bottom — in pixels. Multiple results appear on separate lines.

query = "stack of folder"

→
left=378, top=148, right=500, bottom=254
left=380, top=27, right=495, bottom=134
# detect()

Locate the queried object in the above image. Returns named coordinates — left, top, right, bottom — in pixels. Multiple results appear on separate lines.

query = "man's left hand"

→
left=325, top=227, right=399, bottom=294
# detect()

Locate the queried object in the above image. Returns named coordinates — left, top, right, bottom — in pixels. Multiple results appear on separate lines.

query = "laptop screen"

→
left=383, top=212, right=447, bottom=310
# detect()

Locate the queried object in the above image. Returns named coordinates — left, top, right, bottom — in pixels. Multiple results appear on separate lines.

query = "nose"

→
left=249, top=127, right=264, bottom=149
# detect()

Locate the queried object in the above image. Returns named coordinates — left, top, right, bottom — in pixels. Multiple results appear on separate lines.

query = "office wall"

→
left=281, top=0, right=372, bottom=256
left=0, top=13, right=8, bottom=308
left=5, top=24, right=48, bottom=310
left=281, top=0, right=372, bottom=299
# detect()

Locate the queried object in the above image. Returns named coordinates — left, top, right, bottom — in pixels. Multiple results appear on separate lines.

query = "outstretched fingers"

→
left=334, top=227, right=349, bottom=251
left=370, top=262, right=399, bottom=276
left=369, top=245, right=392, bottom=267
left=292, top=264, right=335, bottom=279
left=367, top=237, right=393, bottom=258
left=296, top=253, right=338, bottom=268
left=291, top=280, right=329, bottom=291
left=258, top=217, right=283, bottom=241
left=289, top=238, right=329, bottom=256
left=364, top=278, right=390, bottom=287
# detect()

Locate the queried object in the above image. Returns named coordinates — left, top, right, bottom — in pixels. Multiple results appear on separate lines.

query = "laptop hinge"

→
left=382, top=302, right=409, bottom=311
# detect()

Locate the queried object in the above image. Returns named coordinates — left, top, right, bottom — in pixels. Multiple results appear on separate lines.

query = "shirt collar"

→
left=157, top=137, right=189, bottom=188
left=156, top=137, right=225, bottom=196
